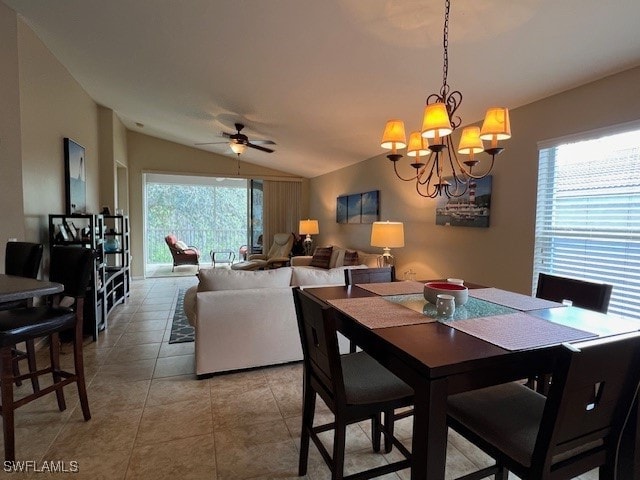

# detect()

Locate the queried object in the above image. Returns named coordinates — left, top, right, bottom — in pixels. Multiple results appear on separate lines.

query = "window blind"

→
left=533, top=129, right=640, bottom=320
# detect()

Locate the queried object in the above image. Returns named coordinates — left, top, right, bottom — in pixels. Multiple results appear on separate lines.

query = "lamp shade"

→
left=230, top=142, right=247, bottom=155
left=370, top=221, right=405, bottom=248
left=407, top=131, right=429, bottom=157
left=380, top=120, right=407, bottom=150
left=480, top=107, right=511, bottom=141
left=457, top=126, right=484, bottom=154
left=421, top=103, right=452, bottom=139
left=299, top=219, right=319, bottom=235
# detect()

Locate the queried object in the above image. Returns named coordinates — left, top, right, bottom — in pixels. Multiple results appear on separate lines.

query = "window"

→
left=534, top=125, right=640, bottom=320
left=144, top=174, right=250, bottom=271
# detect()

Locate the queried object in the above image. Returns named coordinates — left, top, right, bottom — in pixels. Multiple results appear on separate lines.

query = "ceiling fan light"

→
left=421, top=103, right=452, bottom=139
left=230, top=141, right=247, bottom=155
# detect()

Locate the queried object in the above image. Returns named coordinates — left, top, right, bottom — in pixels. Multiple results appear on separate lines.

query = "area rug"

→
left=169, top=289, right=195, bottom=343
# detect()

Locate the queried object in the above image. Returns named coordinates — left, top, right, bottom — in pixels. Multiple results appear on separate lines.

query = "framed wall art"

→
left=336, top=190, right=380, bottom=224
left=435, top=176, right=492, bottom=228
left=64, top=138, right=86, bottom=214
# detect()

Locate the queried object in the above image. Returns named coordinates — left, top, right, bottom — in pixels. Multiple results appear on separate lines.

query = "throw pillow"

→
left=343, top=250, right=359, bottom=266
left=310, top=246, right=333, bottom=269
left=175, top=240, right=188, bottom=250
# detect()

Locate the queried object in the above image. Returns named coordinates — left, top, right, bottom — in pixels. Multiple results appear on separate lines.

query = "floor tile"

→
left=153, top=354, right=195, bottom=378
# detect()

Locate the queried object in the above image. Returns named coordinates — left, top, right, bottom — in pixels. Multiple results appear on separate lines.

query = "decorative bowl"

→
left=424, top=281, right=469, bottom=306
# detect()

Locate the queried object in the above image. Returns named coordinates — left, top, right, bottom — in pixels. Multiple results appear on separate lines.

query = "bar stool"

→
left=0, top=246, right=93, bottom=461
left=1, top=242, right=44, bottom=390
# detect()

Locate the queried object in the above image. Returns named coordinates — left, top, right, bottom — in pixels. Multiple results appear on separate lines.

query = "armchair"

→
left=164, top=235, right=200, bottom=271
left=247, top=232, right=294, bottom=269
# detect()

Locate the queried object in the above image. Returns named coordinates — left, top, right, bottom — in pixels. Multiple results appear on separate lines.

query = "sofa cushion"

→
left=198, top=266, right=293, bottom=292
left=343, top=250, right=359, bottom=266
left=292, top=266, right=346, bottom=286
left=310, top=246, right=333, bottom=269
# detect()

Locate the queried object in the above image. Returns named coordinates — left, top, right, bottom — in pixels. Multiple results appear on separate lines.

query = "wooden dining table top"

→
left=0, top=274, right=63, bottom=303
left=303, top=280, right=640, bottom=480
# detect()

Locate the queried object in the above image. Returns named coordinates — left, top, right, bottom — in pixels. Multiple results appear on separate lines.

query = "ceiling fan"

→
left=195, top=123, right=276, bottom=156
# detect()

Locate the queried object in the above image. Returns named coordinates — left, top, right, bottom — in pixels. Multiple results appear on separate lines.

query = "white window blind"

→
left=533, top=128, right=640, bottom=320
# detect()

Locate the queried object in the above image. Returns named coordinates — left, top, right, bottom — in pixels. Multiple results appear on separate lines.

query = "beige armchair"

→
left=247, top=233, right=294, bottom=269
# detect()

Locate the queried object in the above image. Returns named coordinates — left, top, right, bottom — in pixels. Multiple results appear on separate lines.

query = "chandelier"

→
left=380, top=0, right=511, bottom=198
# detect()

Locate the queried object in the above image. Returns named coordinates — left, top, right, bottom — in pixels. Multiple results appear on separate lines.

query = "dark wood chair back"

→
left=344, top=266, right=395, bottom=286
left=533, top=332, right=640, bottom=475
left=536, top=273, right=613, bottom=313
left=50, top=246, right=94, bottom=298
left=292, top=287, right=346, bottom=408
left=5, top=242, right=43, bottom=279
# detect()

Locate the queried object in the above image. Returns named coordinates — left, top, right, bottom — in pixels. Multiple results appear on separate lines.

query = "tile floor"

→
left=2, top=276, right=599, bottom=479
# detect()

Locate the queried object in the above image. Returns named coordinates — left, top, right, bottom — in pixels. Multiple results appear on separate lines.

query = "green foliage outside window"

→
left=146, top=182, right=248, bottom=264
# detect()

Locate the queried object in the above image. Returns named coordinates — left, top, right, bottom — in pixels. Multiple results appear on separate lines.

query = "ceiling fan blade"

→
left=250, top=139, right=276, bottom=145
left=246, top=142, right=275, bottom=153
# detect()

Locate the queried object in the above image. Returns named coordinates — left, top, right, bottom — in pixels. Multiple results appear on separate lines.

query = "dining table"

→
left=304, top=281, right=640, bottom=480
left=0, top=273, right=63, bottom=303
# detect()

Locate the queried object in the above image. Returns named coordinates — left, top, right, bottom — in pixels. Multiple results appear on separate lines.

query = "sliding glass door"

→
left=144, top=173, right=254, bottom=275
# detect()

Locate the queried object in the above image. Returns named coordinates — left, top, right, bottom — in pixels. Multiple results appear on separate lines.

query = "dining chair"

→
left=344, top=266, right=395, bottom=353
left=1, top=242, right=44, bottom=391
left=344, top=266, right=395, bottom=286
left=536, top=273, right=613, bottom=313
left=0, top=246, right=94, bottom=461
left=292, top=287, right=413, bottom=479
left=530, top=272, right=614, bottom=394
left=447, top=332, right=640, bottom=480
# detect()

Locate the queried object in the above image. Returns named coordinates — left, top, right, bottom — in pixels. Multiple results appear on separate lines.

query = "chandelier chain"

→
left=442, top=0, right=450, bottom=93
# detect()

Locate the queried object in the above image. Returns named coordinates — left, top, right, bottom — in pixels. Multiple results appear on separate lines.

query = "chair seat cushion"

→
left=341, top=352, right=413, bottom=405
left=448, top=382, right=545, bottom=467
left=0, top=306, right=76, bottom=347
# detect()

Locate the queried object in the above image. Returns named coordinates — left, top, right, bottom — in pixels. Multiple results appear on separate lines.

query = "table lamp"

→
left=370, top=221, right=404, bottom=267
left=299, top=219, right=319, bottom=256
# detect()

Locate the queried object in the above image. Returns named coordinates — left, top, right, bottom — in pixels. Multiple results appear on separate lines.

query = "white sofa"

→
left=184, top=247, right=380, bottom=376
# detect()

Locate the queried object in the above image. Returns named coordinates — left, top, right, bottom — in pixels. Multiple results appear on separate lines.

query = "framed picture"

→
left=65, top=220, right=78, bottom=240
left=64, top=138, right=86, bottom=215
left=337, top=190, right=380, bottom=224
left=360, top=190, right=380, bottom=224
left=57, top=223, right=70, bottom=241
left=347, top=194, right=361, bottom=224
left=336, top=196, right=348, bottom=224
left=435, top=176, right=492, bottom=228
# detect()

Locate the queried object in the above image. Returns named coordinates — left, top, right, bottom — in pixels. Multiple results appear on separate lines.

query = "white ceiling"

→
left=4, top=0, right=640, bottom=178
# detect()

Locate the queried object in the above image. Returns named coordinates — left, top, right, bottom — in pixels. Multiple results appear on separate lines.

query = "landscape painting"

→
left=435, top=176, right=492, bottom=228
left=337, top=190, right=380, bottom=224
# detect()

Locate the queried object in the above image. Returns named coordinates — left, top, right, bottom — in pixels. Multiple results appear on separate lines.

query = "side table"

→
left=210, top=250, right=236, bottom=268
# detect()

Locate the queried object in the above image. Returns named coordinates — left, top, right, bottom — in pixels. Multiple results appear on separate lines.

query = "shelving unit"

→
left=49, top=214, right=105, bottom=340
left=48, top=214, right=131, bottom=341
left=103, top=215, right=130, bottom=317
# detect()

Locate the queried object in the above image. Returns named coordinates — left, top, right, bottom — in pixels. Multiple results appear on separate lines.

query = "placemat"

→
left=355, top=281, right=425, bottom=296
left=327, top=296, right=434, bottom=329
left=469, top=288, right=562, bottom=311
left=449, top=312, right=597, bottom=351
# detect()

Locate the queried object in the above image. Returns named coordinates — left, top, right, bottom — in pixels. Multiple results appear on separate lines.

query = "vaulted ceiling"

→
left=4, top=0, right=640, bottom=178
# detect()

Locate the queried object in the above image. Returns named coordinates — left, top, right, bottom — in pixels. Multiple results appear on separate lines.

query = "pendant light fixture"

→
left=380, top=0, right=511, bottom=198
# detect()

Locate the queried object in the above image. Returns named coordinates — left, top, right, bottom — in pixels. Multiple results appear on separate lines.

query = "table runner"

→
left=327, top=296, right=435, bottom=329
left=355, top=281, right=424, bottom=296
left=469, top=287, right=562, bottom=311
left=449, top=312, right=597, bottom=351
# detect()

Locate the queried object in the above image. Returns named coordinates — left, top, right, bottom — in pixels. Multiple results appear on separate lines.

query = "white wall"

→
left=0, top=2, right=25, bottom=270
left=18, top=16, right=99, bottom=247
